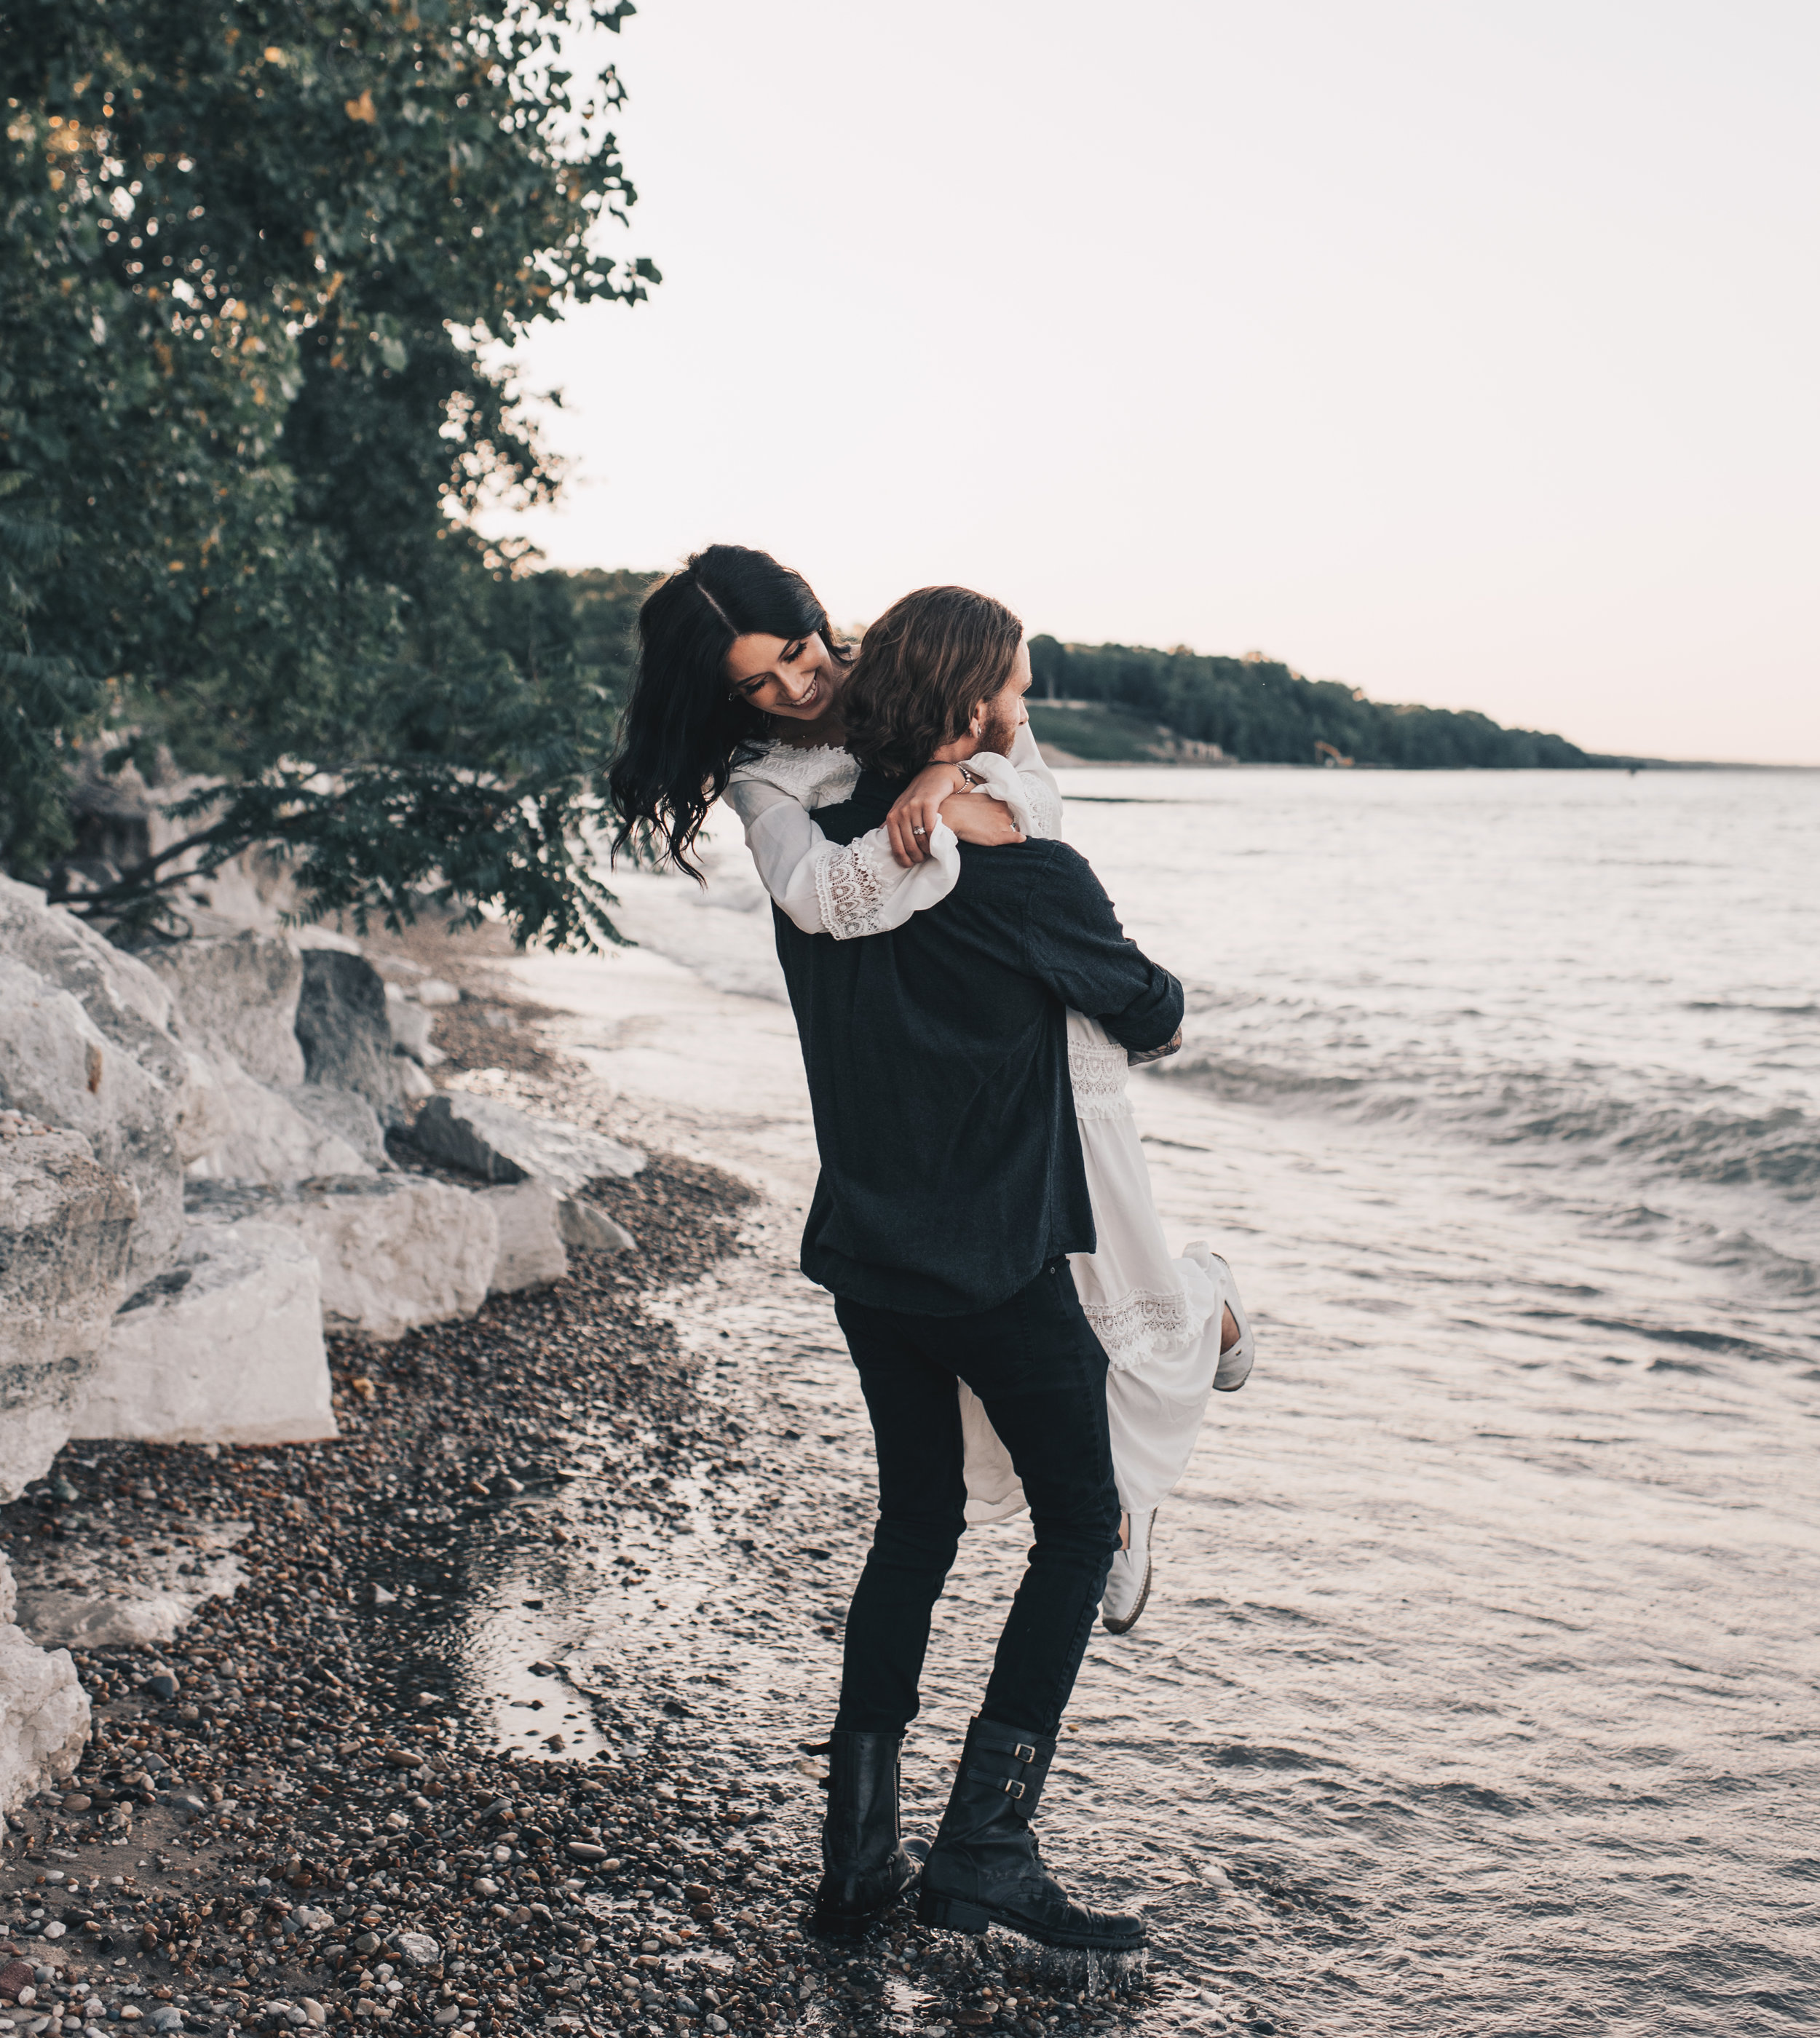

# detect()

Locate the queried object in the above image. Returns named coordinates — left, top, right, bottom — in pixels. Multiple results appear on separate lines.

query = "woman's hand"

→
left=939, top=790, right=1025, bottom=849
left=886, top=764, right=968, bottom=866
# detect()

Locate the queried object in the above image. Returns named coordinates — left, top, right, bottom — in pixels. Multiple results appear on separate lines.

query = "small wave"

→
left=1211, top=1743, right=1320, bottom=1771
left=1682, top=999, right=1820, bottom=1017
left=1575, top=1317, right=1788, bottom=1362
left=1158, top=1052, right=1377, bottom=1109
left=1677, top=1228, right=1820, bottom=1298
left=1160, top=1044, right=1820, bottom=1205
left=1493, top=1097, right=1820, bottom=1198
left=1415, top=1781, right=1533, bottom=1817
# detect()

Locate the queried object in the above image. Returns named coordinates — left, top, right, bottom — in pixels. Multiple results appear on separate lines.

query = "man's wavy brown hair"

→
left=840, top=586, right=1025, bottom=780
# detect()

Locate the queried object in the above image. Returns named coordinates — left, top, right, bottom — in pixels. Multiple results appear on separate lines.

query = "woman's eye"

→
left=782, top=641, right=804, bottom=663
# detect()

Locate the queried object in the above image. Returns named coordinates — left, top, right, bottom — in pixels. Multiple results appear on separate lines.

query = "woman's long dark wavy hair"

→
left=607, top=544, right=849, bottom=879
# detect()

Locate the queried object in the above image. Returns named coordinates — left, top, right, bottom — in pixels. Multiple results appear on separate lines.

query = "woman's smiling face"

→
left=724, top=631, right=840, bottom=721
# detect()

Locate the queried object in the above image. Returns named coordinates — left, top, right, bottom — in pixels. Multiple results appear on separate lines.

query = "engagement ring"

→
left=911, top=825, right=927, bottom=836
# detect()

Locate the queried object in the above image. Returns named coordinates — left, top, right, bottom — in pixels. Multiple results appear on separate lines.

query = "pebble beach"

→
left=1, top=925, right=1159, bottom=2038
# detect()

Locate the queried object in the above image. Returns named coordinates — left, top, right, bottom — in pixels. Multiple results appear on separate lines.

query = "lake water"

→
left=491, top=767, right=1820, bottom=2037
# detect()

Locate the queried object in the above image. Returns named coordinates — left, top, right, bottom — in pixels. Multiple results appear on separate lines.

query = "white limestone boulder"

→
left=0, top=1116, right=138, bottom=1502
left=183, top=1056, right=375, bottom=1186
left=142, top=930, right=306, bottom=1088
left=480, top=1179, right=569, bottom=1293
left=285, top=1082, right=387, bottom=1168
left=559, top=1199, right=637, bottom=1256
left=0, top=875, right=177, bottom=1044
left=384, top=986, right=437, bottom=1064
left=0, top=1553, right=90, bottom=1818
left=414, top=1090, right=643, bottom=1196
left=0, top=875, right=225, bottom=1275
left=411, top=1092, right=641, bottom=1267
left=294, top=949, right=409, bottom=1128
left=9, top=1521, right=249, bottom=1652
left=173, top=1046, right=242, bottom=1165
left=186, top=1175, right=498, bottom=1341
left=74, top=1219, right=335, bottom=1445
left=0, top=948, right=182, bottom=1279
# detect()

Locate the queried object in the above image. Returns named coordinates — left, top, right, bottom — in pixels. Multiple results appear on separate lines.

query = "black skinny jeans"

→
left=831, top=1257, right=1121, bottom=1740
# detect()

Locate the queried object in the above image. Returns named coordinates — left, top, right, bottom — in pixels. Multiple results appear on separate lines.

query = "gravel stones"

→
left=0, top=1131, right=779, bottom=2037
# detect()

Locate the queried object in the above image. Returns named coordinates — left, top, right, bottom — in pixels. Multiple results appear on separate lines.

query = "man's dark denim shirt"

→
left=772, top=767, right=1184, bottom=1317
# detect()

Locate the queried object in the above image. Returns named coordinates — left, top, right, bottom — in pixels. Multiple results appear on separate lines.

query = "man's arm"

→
left=1015, top=843, right=1184, bottom=1054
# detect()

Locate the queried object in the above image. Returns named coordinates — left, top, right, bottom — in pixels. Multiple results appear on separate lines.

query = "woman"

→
left=609, top=545, right=1254, bottom=1632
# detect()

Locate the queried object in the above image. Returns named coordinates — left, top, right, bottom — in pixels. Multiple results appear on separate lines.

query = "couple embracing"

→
left=609, top=547, right=1256, bottom=1953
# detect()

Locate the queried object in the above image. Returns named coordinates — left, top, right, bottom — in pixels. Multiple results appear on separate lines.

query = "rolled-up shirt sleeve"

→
left=1014, top=843, right=1184, bottom=1052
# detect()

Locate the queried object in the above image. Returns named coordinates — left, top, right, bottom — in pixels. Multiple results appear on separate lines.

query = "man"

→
left=769, top=584, right=1185, bottom=1951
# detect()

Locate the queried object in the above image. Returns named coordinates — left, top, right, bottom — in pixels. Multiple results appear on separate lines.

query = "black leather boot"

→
left=917, top=1717, right=1147, bottom=1951
left=810, top=1731, right=923, bottom=1938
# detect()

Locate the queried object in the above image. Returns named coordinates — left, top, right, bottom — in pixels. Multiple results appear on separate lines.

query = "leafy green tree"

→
left=0, top=473, right=95, bottom=874
left=1, top=0, right=657, bottom=945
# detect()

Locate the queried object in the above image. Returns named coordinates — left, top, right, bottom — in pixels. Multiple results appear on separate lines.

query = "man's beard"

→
left=975, top=699, right=1019, bottom=758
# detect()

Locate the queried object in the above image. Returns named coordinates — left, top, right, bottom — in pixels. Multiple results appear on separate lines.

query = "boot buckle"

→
left=1002, top=1779, right=1026, bottom=1799
left=1013, top=1743, right=1036, bottom=1762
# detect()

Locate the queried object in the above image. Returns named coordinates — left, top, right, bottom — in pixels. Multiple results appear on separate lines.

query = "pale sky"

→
left=486, top=0, right=1819, bottom=764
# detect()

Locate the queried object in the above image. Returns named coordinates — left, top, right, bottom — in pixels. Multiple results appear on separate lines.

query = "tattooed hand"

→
left=1127, top=1028, right=1183, bottom=1067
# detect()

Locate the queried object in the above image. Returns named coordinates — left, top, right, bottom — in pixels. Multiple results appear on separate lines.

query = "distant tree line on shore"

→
left=1028, top=638, right=1611, bottom=769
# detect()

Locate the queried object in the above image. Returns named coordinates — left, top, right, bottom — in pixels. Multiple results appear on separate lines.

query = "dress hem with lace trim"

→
left=1078, top=1280, right=1219, bottom=1370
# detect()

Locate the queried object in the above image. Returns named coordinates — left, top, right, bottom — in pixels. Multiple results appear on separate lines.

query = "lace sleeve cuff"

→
left=1016, top=769, right=1062, bottom=839
left=960, top=751, right=1062, bottom=839
left=810, top=824, right=960, bottom=940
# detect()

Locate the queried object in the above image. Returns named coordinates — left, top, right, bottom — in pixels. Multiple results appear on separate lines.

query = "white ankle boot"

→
left=1101, top=1507, right=1156, bottom=1633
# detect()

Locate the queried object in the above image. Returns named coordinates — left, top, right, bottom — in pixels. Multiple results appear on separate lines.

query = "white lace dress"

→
left=723, top=726, right=1222, bottom=1520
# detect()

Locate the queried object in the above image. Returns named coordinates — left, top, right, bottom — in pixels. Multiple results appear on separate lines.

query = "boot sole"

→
left=917, top=1887, right=1147, bottom=1952
left=811, top=1865, right=921, bottom=1940
left=1101, top=1551, right=1152, bottom=1634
